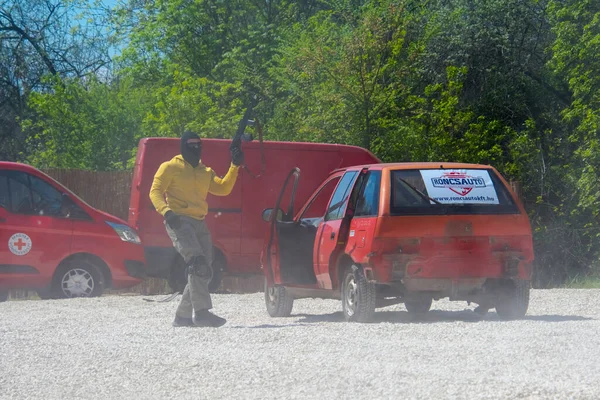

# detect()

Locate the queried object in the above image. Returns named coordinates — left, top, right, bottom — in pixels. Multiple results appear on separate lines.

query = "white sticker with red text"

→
left=8, top=233, right=32, bottom=256
left=420, top=169, right=499, bottom=204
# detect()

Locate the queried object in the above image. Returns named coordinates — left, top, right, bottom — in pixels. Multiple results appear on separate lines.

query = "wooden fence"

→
left=43, top=169, right=133, bottom=221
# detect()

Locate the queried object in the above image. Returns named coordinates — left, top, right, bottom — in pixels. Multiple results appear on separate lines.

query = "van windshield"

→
left=390, top=168, right=519, bottom=215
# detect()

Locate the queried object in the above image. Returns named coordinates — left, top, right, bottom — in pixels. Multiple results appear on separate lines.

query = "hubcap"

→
left=344, top=275, right=358, bottom=316
left=61, top=268, right=94, bottom=297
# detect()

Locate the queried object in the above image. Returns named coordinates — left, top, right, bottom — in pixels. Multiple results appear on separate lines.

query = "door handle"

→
left=330, top=231, right=335, bottom=240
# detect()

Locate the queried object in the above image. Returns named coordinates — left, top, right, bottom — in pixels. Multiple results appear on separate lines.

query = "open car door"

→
left=261, top=168, right=301, bottom=286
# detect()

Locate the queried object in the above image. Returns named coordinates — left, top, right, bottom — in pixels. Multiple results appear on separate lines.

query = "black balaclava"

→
left=180, top=130, right=202, bottom=167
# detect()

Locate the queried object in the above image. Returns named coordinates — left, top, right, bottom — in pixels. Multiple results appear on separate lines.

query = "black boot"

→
left=193, top=309, right=227, bottom=327
left=172, top=315, right=195, bottom=327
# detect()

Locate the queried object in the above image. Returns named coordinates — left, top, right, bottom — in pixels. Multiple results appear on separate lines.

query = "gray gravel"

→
left=1, top=289, right=600, bottom=399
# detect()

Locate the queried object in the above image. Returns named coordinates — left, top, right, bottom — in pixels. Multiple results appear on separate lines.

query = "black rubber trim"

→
left=208, top=208, right=242, bottom=214
left=0, top=265, right=39, bottom=274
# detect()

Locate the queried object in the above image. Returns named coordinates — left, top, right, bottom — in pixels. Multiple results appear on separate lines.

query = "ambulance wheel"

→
left=168, top=251, right=224, bottom=293
left=0, top=289, right=8, bottom=302
left=342, top=264, right=376, bottom=323
left=36, top=288, right=53, bottom=300
left=495, top=279, right=530, bottom=320
left=264, top=278, right=294, bottom=317
left=404, top=297, right=432, bottom=315
left=52, top=258, right=105, bottom=299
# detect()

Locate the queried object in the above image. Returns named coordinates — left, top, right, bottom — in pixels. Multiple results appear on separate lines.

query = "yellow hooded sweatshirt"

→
left=149, top=155, right=239, bottom=220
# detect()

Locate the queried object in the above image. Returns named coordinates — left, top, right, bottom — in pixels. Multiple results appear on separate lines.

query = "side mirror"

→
left=262, top=208, right=283, bottom=222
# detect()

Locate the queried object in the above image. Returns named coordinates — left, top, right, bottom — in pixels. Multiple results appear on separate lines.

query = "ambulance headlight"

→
left=106, top=222, right=141, bottom=244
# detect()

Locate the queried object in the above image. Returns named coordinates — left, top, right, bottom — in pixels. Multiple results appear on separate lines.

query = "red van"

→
left=129, top=138, right=380, bottom=292
left=261, top=163, right=534, bottom=322
left=0, top=162, right=146, bottom=301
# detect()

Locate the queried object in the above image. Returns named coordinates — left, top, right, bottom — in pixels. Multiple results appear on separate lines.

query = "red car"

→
left=0, top=162, right=146, bottom=301
left=261, top=162, right=534, bottom=322
left=128, top=138, right=380, bottom=292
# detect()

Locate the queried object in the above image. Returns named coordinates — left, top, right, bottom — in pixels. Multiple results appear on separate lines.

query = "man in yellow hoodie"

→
left=149, top=131, right=243, bottom=327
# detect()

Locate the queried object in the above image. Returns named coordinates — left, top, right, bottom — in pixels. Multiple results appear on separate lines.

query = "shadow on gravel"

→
left=501, top=315, right=593, bottom=322
left=293, top=310, right=594, bottom=324
left=228, top=323, right=312, bottom=329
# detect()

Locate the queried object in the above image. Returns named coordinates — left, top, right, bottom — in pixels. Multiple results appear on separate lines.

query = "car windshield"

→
left=390, top=168, right=519, bottom=215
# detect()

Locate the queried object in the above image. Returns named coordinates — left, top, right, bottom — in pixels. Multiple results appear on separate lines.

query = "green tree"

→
left=24, top=74, right=153, bottom=170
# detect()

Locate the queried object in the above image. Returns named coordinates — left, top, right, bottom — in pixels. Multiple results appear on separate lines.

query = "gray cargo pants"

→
left=165, top=216, right=213, bottom=318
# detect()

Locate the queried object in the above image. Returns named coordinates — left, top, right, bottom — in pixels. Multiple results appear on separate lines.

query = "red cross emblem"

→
left=13, top=238, right=27, bottom=251
left=8, top=233, right=32, bottom=255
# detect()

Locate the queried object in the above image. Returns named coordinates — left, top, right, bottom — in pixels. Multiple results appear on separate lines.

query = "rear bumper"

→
left=370, top=251, right=533, bottom=283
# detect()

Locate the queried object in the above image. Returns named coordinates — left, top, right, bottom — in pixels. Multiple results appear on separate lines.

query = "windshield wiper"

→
left=397, top=178, right=442, bottom=205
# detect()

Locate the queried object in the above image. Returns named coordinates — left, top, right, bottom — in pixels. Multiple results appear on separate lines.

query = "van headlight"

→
left=106, top=222, right=141, bottom=244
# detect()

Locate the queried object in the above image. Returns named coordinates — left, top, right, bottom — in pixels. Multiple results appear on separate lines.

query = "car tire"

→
left=342, top=264, right=376, bottom=323
left=52, top=259, right=105, bottom=299
left=404, top=297, right=432, bottom=315
left=264, top=278, right=294, bottom=317
left=495, top=279, right=530, bottom=320
left=168, top=251, right=224, bottom=294
left=0, top=289, right=8, bottom=302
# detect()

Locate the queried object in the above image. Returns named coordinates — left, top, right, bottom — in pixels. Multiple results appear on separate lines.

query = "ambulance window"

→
left=28, top=175, right=64, bottom=216
left=5, top=171, right=34, bottom=214
left=0, top=174, right=9, bottom=209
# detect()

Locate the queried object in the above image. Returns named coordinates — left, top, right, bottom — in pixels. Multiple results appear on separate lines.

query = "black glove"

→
left=231, top=145, right=245, bottom=166
left=164, top=210, right=182, bottom=230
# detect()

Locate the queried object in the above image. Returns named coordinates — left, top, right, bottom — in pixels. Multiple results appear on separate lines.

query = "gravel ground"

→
left=1, top=289, right=600, bottom=400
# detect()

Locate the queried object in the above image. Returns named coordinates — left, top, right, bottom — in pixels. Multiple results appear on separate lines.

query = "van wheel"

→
left=37, top=288, right=54, bottom=300
left=405, top=297, right=432, bottom=314
left=264, top=278, right=294, bottom=317
left=168, top=256, right=188, bottom=293
left=342, top=264, right=376, bottom=323
left=52, top=259, right=105, bottom=299
left=168, top=251, right=224, bottom=293
left=0, top=289, right=8, bottom=302
left=495, top=279, right=530, bottom=320
left=208, top=252, right=224, bottom=293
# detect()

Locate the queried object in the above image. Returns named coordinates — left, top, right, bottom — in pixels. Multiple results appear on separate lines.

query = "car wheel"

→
left=404, top=297, right=432, bottom=315
left=53, top=259, right=105, bottom=299
left=264, top=278, right=294, bottom=317
left=495, top=279, right=530, bottom=320
left=0, top=289, right=8, bottom=302
left=342, top=264, right=376, bottom=323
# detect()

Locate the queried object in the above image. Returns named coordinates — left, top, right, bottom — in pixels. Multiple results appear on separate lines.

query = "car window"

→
left=300, top=176, right=341, bottom=220
left=355, top=171, right=381, bottom=217
left=2, top=171, right=34, bottom=214
left=325, top=171, right=358, bottom=221
left=28, top=175, right=64, bottom=216
left=0, top=174, right=9, bottom=209
left=390, top=168, right=519, bottom=215
left=1, top=170, right=66, bottom=217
